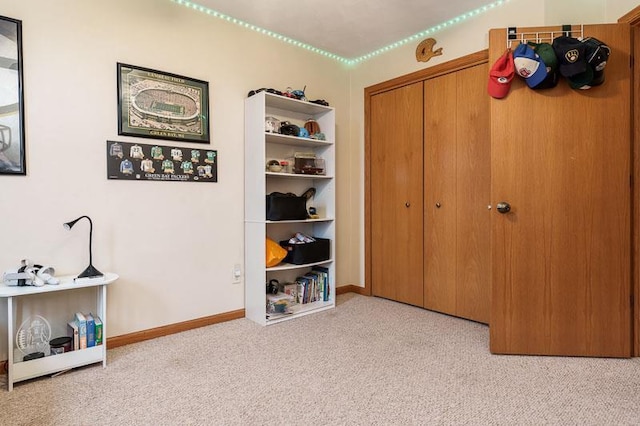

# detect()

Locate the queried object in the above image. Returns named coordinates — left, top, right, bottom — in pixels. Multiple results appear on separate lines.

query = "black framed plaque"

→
left=107, top=140, right=217, bottom=183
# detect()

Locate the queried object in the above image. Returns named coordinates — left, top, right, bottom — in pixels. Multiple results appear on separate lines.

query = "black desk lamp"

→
left=63, top=215, right=103, bottom=278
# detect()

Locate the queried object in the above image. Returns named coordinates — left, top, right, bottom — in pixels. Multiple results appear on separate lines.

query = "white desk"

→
left=0, top=273, right=118, bottom=391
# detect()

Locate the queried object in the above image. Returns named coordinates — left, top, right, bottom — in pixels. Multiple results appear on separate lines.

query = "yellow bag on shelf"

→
left=266, top=237, right=287, bottom=267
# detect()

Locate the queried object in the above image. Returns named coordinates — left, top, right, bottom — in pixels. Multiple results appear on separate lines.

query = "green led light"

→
left=170, top=0, right=509, bottom=65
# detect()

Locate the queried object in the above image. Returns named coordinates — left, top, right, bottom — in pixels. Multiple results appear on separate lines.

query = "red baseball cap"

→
left=488, top=49, right=515, bottom=99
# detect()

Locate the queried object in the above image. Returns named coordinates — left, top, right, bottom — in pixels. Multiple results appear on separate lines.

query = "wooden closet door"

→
left=424, top=73, right=458, bottom=314
left=455, top=64, right=491, bottom=323
left=424, top=65, right=490, bottom=323
left=490, top=24, right=632, bottom=356
left=370, top=82, right=424, bottom=306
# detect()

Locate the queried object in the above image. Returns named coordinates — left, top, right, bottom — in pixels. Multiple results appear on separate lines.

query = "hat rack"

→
left=506, top=24, right=584, bottom=49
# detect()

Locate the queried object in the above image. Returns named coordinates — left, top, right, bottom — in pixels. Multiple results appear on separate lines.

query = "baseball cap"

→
left=513, top=43, right=547, bottom=88
left=590, top=70, right=605, bottom=86
left=528, top=42, right=558, bottom=90
left=552, top=36, right=587, bottom=77
left=567, top=65, right=595, bottom=90
left=487, top=49, right=515, bottom=99
left=583, top=37, right=610, bottom=87
left=583, top=37, right=610, bottom=71
left=567, top=37, right=610, bottom=90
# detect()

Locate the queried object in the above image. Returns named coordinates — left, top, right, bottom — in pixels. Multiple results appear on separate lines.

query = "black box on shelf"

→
left=279, top=238, right=330, bottom=265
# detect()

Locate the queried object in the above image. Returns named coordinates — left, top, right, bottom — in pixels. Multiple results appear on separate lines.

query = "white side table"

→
left=0, top=273, right=118, bottom=391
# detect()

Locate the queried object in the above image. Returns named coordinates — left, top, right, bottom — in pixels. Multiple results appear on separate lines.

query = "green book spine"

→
left=94, top=316, right=103, bottom=345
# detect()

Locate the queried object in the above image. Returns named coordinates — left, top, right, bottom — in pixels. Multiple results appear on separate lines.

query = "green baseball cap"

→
left=528, top=42, right=558, bottom=89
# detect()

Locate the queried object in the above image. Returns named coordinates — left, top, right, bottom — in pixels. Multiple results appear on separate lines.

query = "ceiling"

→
left=183, top=0, right=503, bottom=60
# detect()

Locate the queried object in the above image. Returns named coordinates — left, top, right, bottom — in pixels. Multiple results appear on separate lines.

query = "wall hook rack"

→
left=506, top=24, right=584, bottom=49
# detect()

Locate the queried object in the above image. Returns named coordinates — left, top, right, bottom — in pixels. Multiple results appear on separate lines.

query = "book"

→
left=312, top=266, right=330, bottom=301
left=302, top=273, right=316, bottom=303
left=94, top=315, right=103, bottom=345
left=85, top=313, right=96, bottom=347
left=74, top=312, right=87, bottom=349
left=67, top=321, right=79, bottom=351
left=296, top=279, right=306, bottom=304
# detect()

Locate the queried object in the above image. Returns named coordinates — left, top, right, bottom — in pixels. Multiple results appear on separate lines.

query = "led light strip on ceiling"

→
left=171, top=0, right=510, bottom=65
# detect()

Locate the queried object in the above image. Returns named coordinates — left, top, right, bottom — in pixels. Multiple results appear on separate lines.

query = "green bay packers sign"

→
left=117, top=63, right=210, bottom=143
left=107, top=140, right=217, bottom=183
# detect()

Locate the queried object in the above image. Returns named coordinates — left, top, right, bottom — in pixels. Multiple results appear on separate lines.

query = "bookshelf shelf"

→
left=266, top=300, right=334, bottom=324
left=266, top=259, right=334, bottom=272
left=245, top=92, right=336, bottom=326
left=0, top=273, right=118, bottom=391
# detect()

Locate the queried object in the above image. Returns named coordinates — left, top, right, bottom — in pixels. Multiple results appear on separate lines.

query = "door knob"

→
left=405, top=202, right=410, bottom=208
left=496, top=202, right=511, bottom=214
left=435, top=202, right=441, bottom=208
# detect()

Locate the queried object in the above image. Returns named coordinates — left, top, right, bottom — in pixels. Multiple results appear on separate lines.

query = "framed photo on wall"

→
left=117, top=63, right=210, bottom=143
left=0, top=16, right=25, bottom=175
left=106, top=140, right=217, bottom=183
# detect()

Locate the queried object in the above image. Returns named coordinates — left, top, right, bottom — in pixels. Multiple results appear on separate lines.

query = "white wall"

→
left=606, top=0, right=640, bottom=21
left=545, top=0, right=605, bottom=25
left=0, top=0, right=351, bottom=357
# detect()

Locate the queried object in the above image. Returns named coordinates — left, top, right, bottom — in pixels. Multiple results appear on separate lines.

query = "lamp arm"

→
left=87, top=216, right=93, bottom=266
left=63, top=215, right=102, bottom=278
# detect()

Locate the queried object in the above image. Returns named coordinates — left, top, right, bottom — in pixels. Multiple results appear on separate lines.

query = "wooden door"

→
left=424, top=65, right=491, bottom=323
left=455, top=64, right=491, bottom=323
left=490, top=24, right=632, bottom=357
left=424, top=72, right=458, bottom=314
left=370, top=82, right=424, bottom=306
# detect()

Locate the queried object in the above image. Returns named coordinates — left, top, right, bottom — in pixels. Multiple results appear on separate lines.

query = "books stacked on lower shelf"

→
left=295, top=266, right=330, bottom=304
left=68, top=312, right=103, bottom=351
left=265, top=266, right=331, bottom=320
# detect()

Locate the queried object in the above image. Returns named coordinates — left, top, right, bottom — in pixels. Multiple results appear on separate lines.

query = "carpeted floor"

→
left=1, top=293, right=639, bottom=425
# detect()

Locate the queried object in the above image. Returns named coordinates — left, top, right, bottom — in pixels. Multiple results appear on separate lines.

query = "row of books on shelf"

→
left=67, top=312, right=103, bottom=351
left=266, top=267, right=330, bottom=317
left=297, top=266, right=330, bottom=304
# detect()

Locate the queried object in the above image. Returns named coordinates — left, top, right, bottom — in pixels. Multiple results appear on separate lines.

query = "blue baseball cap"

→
left=513, top=43, right=547, bottom=88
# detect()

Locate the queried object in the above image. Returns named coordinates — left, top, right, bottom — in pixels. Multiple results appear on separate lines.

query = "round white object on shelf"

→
left=16, top=314, right=51, bottom=356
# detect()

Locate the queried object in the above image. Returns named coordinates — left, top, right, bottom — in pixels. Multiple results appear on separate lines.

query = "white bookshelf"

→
left=244, top=92, right=336, bottom=325
left=0, top=273, right=118, bottom=391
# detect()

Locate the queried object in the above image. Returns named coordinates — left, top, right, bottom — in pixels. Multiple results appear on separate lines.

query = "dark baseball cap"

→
left=567, top=37, right=610, bottom=90
left=568, top=65, right=595, bottom=90
left=583, top=37, right=610, bottom=71
left=552, top=36, right=587, bottom=77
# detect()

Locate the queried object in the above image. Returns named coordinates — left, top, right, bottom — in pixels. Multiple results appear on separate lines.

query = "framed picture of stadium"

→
left=117, top=63, right=210, bottom=143
left=0, top=16, right=26, bottom=175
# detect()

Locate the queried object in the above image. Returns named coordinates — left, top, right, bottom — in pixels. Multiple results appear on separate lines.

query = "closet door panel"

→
left=424, top=73, right=457, bottom=313
left=455, top=64, right=491, bottom=324
left=370, top=82, right=424, bottom=307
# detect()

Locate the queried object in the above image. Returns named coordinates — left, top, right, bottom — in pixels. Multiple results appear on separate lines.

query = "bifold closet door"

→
left=489, top=24, right=632, bottom=356
left=424, top=64, right=490, bottom=323
left=370, top=82, right=424, bottom=307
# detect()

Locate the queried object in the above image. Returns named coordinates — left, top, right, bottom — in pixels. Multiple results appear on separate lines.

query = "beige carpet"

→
left=1, top=293, right=639, bottom=425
